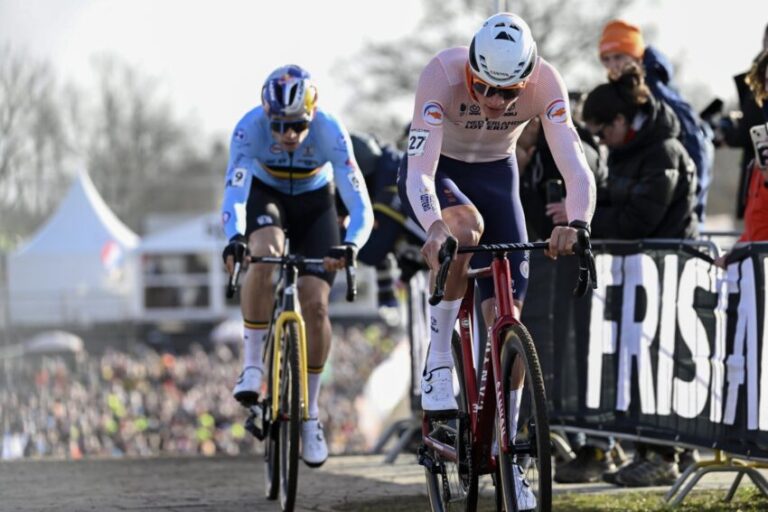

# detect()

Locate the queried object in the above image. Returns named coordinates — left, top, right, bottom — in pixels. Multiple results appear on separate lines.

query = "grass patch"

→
left=335, top=487, right=768, bottom=511
left=552, top=487, right=767, bottom=511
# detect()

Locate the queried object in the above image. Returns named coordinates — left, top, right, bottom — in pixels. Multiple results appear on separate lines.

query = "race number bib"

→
left=407, top=129, right=430, bottom=157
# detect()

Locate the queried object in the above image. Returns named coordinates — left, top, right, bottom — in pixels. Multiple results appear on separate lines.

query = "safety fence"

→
left=521, top=240, right=768, bottom=461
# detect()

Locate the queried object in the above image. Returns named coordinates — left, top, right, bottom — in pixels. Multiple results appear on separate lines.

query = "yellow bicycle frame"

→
left=271, top=311, right=310, bottom=422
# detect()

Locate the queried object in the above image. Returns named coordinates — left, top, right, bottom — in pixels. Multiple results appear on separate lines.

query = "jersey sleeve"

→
left=534, top=64, right=596, bottom=226
left=220, top=120, right=256, bottom=240
left=324, top=116, right=374, bottom=248
left=404, top=57, right=453, bottom=231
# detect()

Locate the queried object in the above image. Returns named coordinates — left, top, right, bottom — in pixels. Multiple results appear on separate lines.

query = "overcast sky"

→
left=1, top=0, right=767, bottom=138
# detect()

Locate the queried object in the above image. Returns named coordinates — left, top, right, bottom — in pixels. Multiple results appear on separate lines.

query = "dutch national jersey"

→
left=220, top=107, right=373, bottom=247
left=404, top=47, right=596, bottom=231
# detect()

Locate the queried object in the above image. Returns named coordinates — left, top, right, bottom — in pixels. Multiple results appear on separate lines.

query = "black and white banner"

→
left=522, top=241, right=768, bottom=460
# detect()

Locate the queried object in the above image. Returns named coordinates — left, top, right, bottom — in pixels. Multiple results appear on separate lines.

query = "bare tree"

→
left=84, top=57, right=188, bottom=229
left=335, top=0, right=637, bottom=142
left=0, top=48, right=224, bottom=243
left=0, top=45, right=78, bottom=243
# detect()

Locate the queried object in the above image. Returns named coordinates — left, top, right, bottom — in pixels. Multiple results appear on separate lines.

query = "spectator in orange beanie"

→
left=597, top=19, right=714, bottom=227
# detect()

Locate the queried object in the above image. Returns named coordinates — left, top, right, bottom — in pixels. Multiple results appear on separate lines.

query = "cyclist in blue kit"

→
left=220, top=64, right=373, bottom=467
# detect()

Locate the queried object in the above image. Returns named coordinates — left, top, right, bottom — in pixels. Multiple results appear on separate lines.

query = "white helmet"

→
left=469, top=12, right=538, bottom=88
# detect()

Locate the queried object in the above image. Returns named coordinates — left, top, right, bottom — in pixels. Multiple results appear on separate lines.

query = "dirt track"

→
left=0, top=454, right=427, bottom=512
left=1, top=453, right=764, bottom=511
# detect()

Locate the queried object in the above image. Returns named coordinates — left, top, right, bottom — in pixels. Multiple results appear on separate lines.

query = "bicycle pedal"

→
left=243, top=407, right=266, bottom=441
left=244, top=416, right=264, bottom=440
left=244, top=404, right=266, bottom=441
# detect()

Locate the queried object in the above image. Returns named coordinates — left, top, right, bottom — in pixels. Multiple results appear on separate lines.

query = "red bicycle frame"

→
left=421, top=252, right=523, bottom=474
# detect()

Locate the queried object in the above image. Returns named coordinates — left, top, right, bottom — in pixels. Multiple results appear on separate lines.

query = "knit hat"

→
left=599, top=20, right=645, bottom=59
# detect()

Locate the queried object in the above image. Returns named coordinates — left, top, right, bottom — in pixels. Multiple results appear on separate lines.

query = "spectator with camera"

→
left=716, top=49, right=768, bottom=265
left=517, top=106, right=606, bottom=241
left=720, top=24, right=768, bottom=217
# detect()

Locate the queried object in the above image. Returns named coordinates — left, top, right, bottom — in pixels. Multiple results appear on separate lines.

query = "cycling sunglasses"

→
left=471, top=78, right=525, bottom=100
left=270, top=119, right=310, bottom=134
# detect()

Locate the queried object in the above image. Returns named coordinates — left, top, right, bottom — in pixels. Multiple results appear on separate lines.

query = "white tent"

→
left=7, top=170, right=139, bottom=326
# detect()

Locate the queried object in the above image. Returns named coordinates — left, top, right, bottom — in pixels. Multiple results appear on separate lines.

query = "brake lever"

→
left=572, top=230, right=597, bottom=297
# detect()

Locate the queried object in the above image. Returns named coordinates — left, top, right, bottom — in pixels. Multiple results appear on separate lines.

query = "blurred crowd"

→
left=0, top=323, right=398, bottom=460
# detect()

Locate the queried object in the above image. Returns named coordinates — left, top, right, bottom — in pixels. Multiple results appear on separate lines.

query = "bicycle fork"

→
left=271, top=267, right=311, bottom=423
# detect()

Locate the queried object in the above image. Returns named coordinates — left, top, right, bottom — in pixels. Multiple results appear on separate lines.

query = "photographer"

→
left=518, top=108, right=606, bottom=241
left=719, top=25, right=768, bottom=217
left=716, top=50, right=768, bottom=264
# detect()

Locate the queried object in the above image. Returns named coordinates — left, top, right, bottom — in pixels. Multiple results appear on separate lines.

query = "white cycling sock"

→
left=509, top=388, right=522, bottom=443
left=243, top=322, right=267, bottom=370
left=308, top=371, right=322, bottom=418
left=425, top=298, right=462, bottom=371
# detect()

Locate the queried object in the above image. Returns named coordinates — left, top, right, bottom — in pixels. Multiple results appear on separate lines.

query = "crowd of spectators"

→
left=0, top=323, right=398, bottom=460
left=519, top=19, right=768, bottom=488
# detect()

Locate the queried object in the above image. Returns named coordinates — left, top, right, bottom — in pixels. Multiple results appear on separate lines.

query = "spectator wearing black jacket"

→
left=558, top=64, right=698, bottom=489
left=585, top=67, right=698, bottom=241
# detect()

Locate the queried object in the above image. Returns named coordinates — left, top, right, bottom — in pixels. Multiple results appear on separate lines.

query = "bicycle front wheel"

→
left=278, top=321, right=301, bottom=512
left=423, top=331, right=478, bottom=512
left=495, top=325, right=551, bottom=512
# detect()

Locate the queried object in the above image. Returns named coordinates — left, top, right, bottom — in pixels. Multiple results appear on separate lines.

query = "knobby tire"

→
left=278, top=322, right=301, bottom=512
left=495, top=325, right=552, bottom=512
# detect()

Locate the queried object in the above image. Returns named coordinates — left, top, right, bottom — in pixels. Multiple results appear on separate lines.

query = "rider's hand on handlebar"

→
left=567, top=222, right=598, bottom=297
left=323, top=243, right=357, bottom=271
left=222, top=235, right=249, bottom=274
left=422, top=220, right=453, bottom=272
left=545, top=225, right=579, bottom=259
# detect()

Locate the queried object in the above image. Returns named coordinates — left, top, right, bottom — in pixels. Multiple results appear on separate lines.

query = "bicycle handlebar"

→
left=226, top=262, right=241, bottom=299
left=429, top=232, right=599, bottom=305
left=226, top=251, right=358, bottom=303
left=571, top=229, right=598, bottom=298
left=342, top=245, right=357, bottom=302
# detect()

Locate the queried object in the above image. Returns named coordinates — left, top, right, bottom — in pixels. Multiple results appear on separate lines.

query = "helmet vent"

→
left=287, top=85, right=298, bottom=105
left=495, top=31, right=516, bottom=42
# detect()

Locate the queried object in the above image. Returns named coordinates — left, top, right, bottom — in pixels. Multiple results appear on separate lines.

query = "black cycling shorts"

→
left=397, top=154, right=529, bottom=302
left=245, top=180, right=340, bottom=284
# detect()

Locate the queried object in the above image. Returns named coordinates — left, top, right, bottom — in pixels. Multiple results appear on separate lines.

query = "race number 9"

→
left=407, top=129, right=430, bottom=156
left=231, top=168, right=247, bottom=187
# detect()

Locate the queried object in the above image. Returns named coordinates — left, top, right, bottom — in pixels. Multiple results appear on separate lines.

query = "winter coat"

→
left=644, top=46, right=714, bottom=221
left=591, top=97, right=698, bottom=240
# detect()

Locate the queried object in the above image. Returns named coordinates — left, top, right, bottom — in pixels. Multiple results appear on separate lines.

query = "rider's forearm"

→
left=405, top=166, right=442, bottom=232
left=221, top=162, right=252, bottom=240
left=336, top=167, right=374, bottom=248
left=543, top=123, right=596, bottom=225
